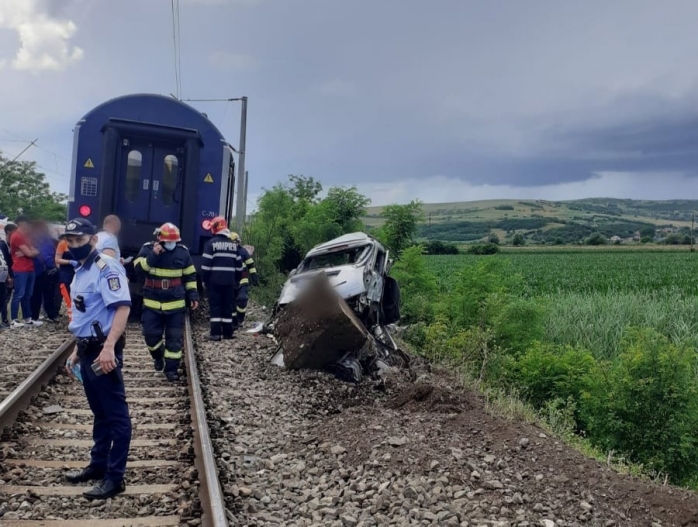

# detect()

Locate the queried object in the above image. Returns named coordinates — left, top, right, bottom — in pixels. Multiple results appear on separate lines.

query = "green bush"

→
left=492, top=298, right=546, bottom=356
left=512, top=233, right=525, bottom=246
left=467, top=243, right=500, bottom=255
left=391, top=245, right=438, bottom=324
left=581, top=328, right=698, bottom=483
left=506, top=342, right=597, bottom=413
left=586, top=232, right=607, bottom=245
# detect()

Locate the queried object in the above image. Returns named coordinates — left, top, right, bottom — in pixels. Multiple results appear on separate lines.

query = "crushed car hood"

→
left=278, top=265, right=365, bottom=305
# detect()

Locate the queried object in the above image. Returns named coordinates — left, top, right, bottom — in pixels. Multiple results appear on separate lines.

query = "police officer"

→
left=61, top=218, right=132, bottom=500
left=202, top=216, right=241, bottom=340
left=134, top=223, right=198, bottom=381
left=229, top=231, right=259, bottom=329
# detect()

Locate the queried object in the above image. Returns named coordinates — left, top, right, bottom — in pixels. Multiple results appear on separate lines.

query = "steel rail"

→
left=0, top=337, right=76, bottom=430
left=184, top=315, right=229, bottom=527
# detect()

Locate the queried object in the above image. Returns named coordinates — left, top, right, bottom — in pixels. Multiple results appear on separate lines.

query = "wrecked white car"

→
left=277, top=232, right=401, bottom=329
left=269, top=232, right=406, bottom=382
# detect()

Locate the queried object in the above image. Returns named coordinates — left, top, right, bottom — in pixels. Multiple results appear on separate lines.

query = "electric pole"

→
left=235, top=96, right=248, bottom=233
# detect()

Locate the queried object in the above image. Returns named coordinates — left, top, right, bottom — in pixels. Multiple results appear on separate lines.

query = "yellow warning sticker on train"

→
left=84, top=158, right=94, bottom=168
left=203, top=173, right=214, bottom=183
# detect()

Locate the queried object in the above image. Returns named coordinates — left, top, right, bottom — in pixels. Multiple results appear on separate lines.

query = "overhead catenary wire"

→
left=170, top=0, right=182, bottom=99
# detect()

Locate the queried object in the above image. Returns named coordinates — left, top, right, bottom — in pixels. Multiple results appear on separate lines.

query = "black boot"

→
left=83, top=479, right=125, bottom=500
left=65, top=465, right=105, bottom=484
left=164, top=358, right=180, bottom=381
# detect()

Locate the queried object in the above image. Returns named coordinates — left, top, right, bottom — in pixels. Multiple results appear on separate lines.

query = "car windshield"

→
left=301, top=244, right=371, bottom=271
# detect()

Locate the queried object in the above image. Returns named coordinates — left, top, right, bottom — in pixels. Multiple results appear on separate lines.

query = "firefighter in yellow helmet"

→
left=229, top=231, right=258, bottom=328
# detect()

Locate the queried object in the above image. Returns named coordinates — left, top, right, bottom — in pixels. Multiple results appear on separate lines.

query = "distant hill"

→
left=363, top=198, right=698, bottom=244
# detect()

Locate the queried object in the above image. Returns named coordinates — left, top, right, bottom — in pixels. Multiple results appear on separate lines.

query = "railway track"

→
left=0, top=317, right=228, bottom=527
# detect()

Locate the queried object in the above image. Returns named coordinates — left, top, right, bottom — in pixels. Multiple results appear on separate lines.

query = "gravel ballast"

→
left=195, top=304, right=698, bottom=527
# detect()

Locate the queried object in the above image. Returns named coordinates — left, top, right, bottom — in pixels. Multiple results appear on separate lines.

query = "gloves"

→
left=70, top=260, right=79, bottom=268
left=251, top=274, right=260, bottom=286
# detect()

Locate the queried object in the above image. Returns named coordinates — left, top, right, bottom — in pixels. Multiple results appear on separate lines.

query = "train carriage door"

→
left=116, top=141, right=155, bottom=223
left=149, top=146, right=183, bottom=224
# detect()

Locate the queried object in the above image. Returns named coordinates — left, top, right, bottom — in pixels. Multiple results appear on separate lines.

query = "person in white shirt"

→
left=96, top=215, right=122, bottom=262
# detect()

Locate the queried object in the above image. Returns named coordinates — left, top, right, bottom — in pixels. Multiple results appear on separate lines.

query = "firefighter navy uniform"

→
left=230, top=232, right=258, bottom=328
left=134, top=223, right=198, bottom=381
left=203, top=217, right=242, bottom=340
left=61, top=218, right=132, bottom=500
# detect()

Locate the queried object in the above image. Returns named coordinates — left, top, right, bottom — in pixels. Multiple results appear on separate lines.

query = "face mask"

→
left=69, top=242, right=92, bottom=261
left=163, top=242, right=177, bottom=251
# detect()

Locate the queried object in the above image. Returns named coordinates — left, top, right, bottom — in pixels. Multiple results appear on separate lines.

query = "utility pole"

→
left=235, top=96, right=248, bottom=233
left=242, top=170, right=249, bottom=226
left=692, top=212, right=695, bottom=253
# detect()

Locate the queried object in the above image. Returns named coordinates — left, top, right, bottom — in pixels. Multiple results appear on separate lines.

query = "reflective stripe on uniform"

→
left=185, top=281, right=197, bottom=290
left=183, top=265, right=196, bottom=275
left=244, top=258, right=254, bottom=266
left=147, top=340, right=164, bottom=352
left=149, top=268, right=183, bottom=278
left=210, top=317, right=223, bottom=322
left=164, top=348, right=182, bottom=360
left=240, top=278, right=249, bottom=285
left=236, top=306, right=246, bottom=313
left=134, top=257, right=150, bottom=271
left=143, top=298, right=186, bottom=311
left=221, top=318, right=234, bottom=323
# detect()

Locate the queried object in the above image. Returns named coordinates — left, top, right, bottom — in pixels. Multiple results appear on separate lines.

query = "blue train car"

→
left=67, top=93, right=236, bottom=270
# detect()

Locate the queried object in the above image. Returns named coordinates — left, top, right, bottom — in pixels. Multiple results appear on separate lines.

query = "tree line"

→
left=0, top=151, right=67, bottom=221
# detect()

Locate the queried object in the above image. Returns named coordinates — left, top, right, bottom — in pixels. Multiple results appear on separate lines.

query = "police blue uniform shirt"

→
left=69, top=251, right=131, bottom=338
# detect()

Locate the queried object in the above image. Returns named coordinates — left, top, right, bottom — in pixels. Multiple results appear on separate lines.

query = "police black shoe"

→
left=207, top=334, right=222, bottom=341
left=165, top=372, right=179, bottom=382
left=153, top=358, right=165, bottom=372
left=222, top=334, right=236, bottom=340
left=65, top=465, right=105, bottom=484
left=82, top=479, right=125, bottom=500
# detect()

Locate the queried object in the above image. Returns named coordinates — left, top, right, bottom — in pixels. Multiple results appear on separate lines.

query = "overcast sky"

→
left=3, top=0, right=698, bottom=208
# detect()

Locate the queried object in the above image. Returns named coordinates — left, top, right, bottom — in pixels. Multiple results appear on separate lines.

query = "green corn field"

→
left=425, top=251, right=698, bottom=360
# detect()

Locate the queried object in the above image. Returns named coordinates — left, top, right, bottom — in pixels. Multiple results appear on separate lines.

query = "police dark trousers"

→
left=202, top=233, right=242, bottom=338
left=134, top=242, right=198, bottom=375
left=77, top=334, right=131, bottom=484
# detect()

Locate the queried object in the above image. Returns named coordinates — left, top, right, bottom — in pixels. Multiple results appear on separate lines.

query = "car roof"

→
left=306, top=232, right=375, bottom=257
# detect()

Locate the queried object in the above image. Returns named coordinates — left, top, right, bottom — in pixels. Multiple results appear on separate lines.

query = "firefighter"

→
left=134, top=223, right=199, bottom=381
left=229, top=231, right=259, bottom=328
left=202, top=216, right=241, bottom=340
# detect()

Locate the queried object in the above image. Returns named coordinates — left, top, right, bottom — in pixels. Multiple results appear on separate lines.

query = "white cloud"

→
left=0, top=0, right=83, bottom=72
left=318, top=79, right=357, bottom=98
left=208, top=51, right=257, bottom=72
left=357, top=171, right=698, bottom=207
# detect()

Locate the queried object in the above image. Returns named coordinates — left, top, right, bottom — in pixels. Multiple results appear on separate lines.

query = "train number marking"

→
left=201, top=211, right=217, bottom=218
left=84, top=158, right=94, bottom=168
left=203, top=173, right=214, bottom=183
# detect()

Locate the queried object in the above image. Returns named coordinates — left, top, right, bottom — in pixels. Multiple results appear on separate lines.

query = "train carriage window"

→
left=162, top=155, right=178, bottom=206
left=125, top=150, right=142, bottom=203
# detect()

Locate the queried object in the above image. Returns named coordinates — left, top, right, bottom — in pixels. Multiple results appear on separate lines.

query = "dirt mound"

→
left=388, top=381, right=473, bottom=413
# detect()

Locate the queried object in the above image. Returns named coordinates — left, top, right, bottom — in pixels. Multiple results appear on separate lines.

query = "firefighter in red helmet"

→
left=201, top=216, right=242, bottom=340
left=134, top=223, right=199, bottom=381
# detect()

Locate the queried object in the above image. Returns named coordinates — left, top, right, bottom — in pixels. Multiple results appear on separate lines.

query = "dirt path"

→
left=195, top=306, right=698, bottom=527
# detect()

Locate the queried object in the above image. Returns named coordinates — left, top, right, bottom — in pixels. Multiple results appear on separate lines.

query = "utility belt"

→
left=145, top=277, right=182, bottom=290
left=76, top=333, right=125, bottom=357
